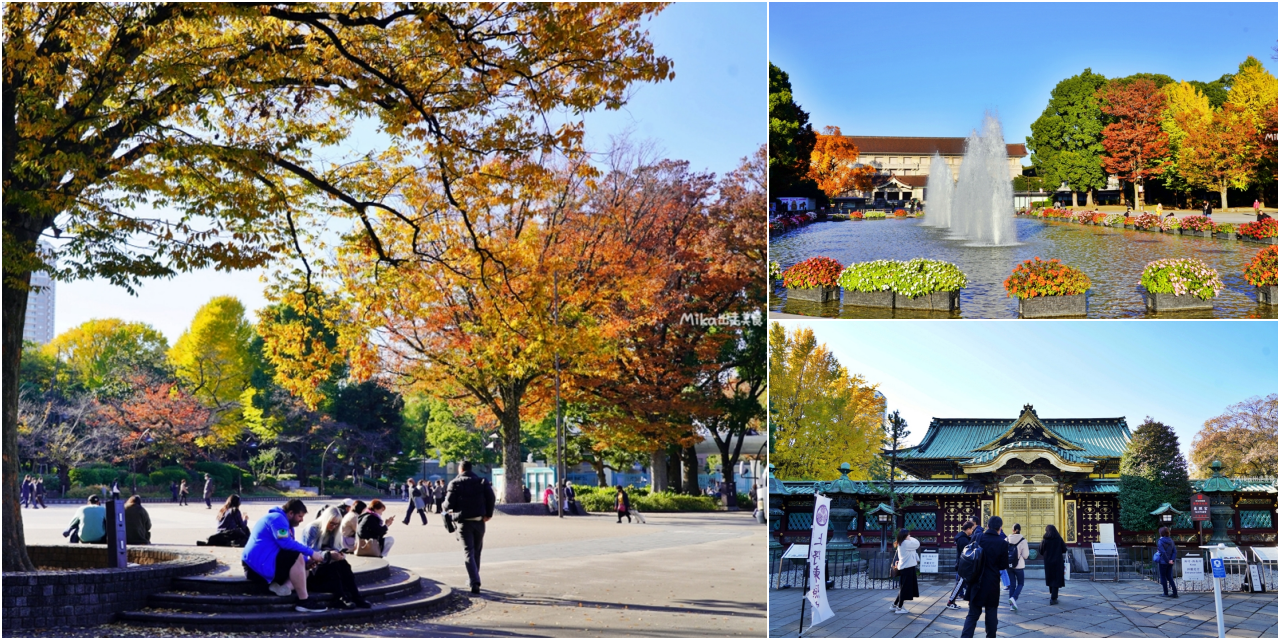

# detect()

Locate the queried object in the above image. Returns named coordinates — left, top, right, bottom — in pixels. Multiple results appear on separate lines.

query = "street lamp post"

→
left=130, top=429, right=153, bottom=496
left=320, top=439, right=339, bottom=497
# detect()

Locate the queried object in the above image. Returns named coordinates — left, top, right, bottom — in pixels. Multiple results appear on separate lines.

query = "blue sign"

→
left=1210, top=558, right=1226, bottom=579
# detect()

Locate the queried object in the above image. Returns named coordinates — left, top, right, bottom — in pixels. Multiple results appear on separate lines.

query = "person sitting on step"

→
left=200, top=495, right=250, bottom=547
left=356, top=499, right=396, bottom=558
left=339, top=500, right=366, bottom=553
left=63, top=495, right=107, bottom=544
left=300, top=505, right=345, bottom=552
left=241, top=498, right=328, bottom=612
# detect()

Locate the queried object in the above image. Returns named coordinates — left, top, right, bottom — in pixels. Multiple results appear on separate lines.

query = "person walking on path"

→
left=1254, top=199, right=1262, bottom=219
left=124, top=495, right=152, bottom=545
left=1006, top=523, right=1029, bottom=611
left=892, top=530, right=921, bottom=615
left=1039, top=524, right=1068, bottom=605
left=1156, top=526, right=1179, bottom=598
left=170, top=481, right=179, bottom=503
left=34, top=478, right=46, bottom=508
left=945, top=520, right=977, bottom=609
left=961, top=516, right=1010, bottom=638
left=20, top=475, right=31, bottom=507
left=241, top=498, right=327, bottom=612
left=179, top=479, right=190, bottom=506
left=110, top=478, right=121, bottom=501
left=443, top=460, right=496, bottom=595
left=434, top=479, right=445, bottom=513
left=203, top=473, right=214, bottom=509
left=615, top=486, right=632, bottom=523
left=403, top=479, right=428, bottom=525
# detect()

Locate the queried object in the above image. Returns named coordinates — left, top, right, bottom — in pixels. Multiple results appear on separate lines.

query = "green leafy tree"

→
left=769, top=62, right=824, bottom=202
left=169, top=296, right=255, bottom=444
left=331, top=380, right=404, bottom=482
left=1118, top=417, right=1192, bottom=532
left=1189, top=74, right=1235, bottom=110
left=44, top=319, right=169, bottom=398
left=1027, top=68, right=1109, bottom=206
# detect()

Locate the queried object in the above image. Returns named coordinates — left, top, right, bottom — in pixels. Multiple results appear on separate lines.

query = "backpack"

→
left=1008, top=538, right=1020, bottom=566
left=957, top=535, right=985, bottom=584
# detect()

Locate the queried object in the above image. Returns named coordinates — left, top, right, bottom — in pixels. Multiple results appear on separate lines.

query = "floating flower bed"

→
left=893, top=209, right=908, bottom=217
left=1160, top=216, right=1181, bottom=232
left=1004, top=258, right=1090, bottom=318
left=781, top=257, right=843, bottom=302
left=1140, top=258, right=1223, bottom=311
left=769, top=261, right=782, bottom=284
left=1180, top=215, right=1213, bottom=232
left=1092, top=212, right=1108, bottom=224
left=835, top=259, right=967, bottom=310
left=1133, top=213, right=1160, bottom=230
left=865, top=211, right=887, bottom=219
left=1213, top=222, right=1236, bottom=238
left=1238, top=218, right=1278, bottom=241
left=1105, top=213, right=1125, bottom=227
left=851, top=211, right=864, bottom=219
left=1243, top=246, right=1278, bottom=304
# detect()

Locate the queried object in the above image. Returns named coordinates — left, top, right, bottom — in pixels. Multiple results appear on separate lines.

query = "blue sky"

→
left=773, top=320, right=1278, bottom=470
left=769, top=2, right=1278, bottom=165
left=52, top=3, right=765, bottom=343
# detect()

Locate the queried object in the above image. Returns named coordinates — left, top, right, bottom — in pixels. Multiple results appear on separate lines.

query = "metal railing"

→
left=770, top=549, right=903, bottom=591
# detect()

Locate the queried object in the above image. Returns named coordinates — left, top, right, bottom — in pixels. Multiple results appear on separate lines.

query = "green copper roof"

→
left=1228, top=477, right=1278, bottom=493
left=966, top=441, right=1097, bottom=465
left=1072, top=479, right=1120, bottom=493
left=897, top=416, right=1130, bottom=461
left=777, top=479, right=981, bottom=495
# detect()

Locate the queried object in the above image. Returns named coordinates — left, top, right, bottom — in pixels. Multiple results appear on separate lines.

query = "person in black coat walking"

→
left=1039, top=524, right=1068, bottom=604
left=402, top=479, right=428, bottom=525
left=443, top=460, right=496, bottom=595
left=961, top=516, right=1010, bottom=639
left=945, top=520, right=977, bottom=608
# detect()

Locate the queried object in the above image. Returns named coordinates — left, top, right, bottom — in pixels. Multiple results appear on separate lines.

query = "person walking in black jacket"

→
left=402, top=479, right=428, bottom=525
left=945, top=520, right=977, bottom=609
left=443, top=460, right=496, bottom=595
left=1039, top=524, right=1068, bottom=604
left=961, top=516, right=1009, bottom=638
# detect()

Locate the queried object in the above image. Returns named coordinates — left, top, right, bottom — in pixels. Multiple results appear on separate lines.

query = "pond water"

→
left=769, top=218, right=1277, bottom=319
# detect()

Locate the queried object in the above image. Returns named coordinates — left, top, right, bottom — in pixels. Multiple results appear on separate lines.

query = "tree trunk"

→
left=3, top=238, right=36, bottom=571
left=592, top=457, right=608, bottom=488
left=1086, top=189, right=1094, bottom=207
left=649, top=450, right=667, bottom=493
left=1071, top=190, right=1078, bottom=208
left=666, top=445, right=682, bottom=494
left=1220, top=182, right=1229, bottom=210
left=499, top=408, right=524, bottom=504
left=681, top=445, right=699, bottom=497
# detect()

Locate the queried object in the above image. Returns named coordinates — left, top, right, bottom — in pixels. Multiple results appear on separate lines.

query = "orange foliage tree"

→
left=1177, top=102, right=1260, bottom=210
left=1097, top=80, right=1170, bottom=207
left=808, top=126, right=877, bottom=199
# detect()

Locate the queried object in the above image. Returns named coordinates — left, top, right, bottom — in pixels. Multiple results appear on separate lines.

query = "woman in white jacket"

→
left=892, top=529, right=921, bottom=614
left=1006, top=523, right=1030, bottom=611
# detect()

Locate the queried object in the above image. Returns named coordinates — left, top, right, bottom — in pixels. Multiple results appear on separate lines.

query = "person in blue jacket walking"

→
left=241, top=498, right=327, bottom=612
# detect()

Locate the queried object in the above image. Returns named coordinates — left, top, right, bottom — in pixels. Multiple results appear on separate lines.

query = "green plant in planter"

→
left=1140, top=259, right=1224, bottom=300
left=1104, top=213, right=1125, bottom=226
left=1004, top=258, right=1091, bottom=298
left=895, top=259, right=967, bottom=297
left=769, top=261, right=782, bottom=283
left=781, top=257, right=843, bottom=289
left=1243, top=246, right=1277, bottom=287
left=864, top=211, right=887, bottom=219
left=837, top=260, right=899, bottom=292
left=1213, top=222, right=1236, bottom=234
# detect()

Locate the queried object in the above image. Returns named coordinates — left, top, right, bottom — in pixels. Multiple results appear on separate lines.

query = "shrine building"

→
left=770, top=405, right=1278, bottom=550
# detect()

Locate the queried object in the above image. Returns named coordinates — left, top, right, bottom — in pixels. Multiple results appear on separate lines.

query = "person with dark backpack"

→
left=945, top=520, right=977, bottom=609
left=961, top=516, right=1009, bottom=638
left=1006, top=524, right=1029, bottom=612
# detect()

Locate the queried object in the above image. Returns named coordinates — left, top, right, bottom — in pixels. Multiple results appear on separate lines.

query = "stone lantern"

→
left=767, top=464, right=786, bottom=551
left=819, top=462, right=862, bottom=554
left=1200, top=460, right=1237, bottom=546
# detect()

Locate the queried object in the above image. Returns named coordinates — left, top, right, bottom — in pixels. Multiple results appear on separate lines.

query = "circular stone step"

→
left=118, top=576, right=455, bottom=631
left=172, top=556, right=389, bottom=594
left=146, top=567, right=423, bottom=613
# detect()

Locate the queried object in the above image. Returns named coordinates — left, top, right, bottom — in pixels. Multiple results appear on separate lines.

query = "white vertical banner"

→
left=806, top=493, right=834, bottom=627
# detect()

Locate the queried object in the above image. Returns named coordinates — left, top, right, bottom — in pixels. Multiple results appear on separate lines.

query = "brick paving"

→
left=770, top=579, right=1278, bottom=638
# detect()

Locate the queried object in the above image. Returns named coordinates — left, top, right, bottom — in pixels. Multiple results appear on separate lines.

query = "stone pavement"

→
left=769, top=579, right=1277, bottom=638
left=19, top=503, right=766, bottom=637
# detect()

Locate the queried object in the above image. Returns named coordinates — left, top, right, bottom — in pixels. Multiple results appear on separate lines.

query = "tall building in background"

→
left=23, top=240, right=56, bottom=344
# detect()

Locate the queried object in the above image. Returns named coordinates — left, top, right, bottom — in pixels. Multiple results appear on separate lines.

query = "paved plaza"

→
left=769, top=579, right=1278, bottom=638
left=18, top=502, right=766, bottom=637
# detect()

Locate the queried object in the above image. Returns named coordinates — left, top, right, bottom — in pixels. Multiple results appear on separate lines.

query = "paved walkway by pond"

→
left=769, top=579, right=1277, bottom=638
left=19, top=503, right=766, bottom=637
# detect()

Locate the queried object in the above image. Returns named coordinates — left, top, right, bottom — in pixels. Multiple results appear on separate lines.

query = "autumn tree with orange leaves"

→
left=1097, top=79, right=1170, bottom=208
left=3, top=2, right=673, bottom=569
left=1177, top=102, right=1260, bottom=210
left=809, top=126, right=878, bottom=199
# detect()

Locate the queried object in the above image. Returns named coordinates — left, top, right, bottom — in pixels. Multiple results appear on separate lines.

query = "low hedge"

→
left=572, top=485, right=726, bottom=512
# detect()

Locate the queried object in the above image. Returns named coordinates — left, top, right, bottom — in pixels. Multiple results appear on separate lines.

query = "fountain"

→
left=928, top=111, right=1016, bottom=246
left=922, top=152, right=953, bottom=229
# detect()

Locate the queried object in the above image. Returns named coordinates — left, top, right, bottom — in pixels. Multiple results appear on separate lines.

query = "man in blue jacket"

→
left=961, top=516, right=1010, bottom=638
left=241, top=498, right=326, bottom=612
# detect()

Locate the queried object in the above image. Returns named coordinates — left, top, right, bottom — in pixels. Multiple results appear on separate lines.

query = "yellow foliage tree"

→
left=43, top=319, right=169, bottom=395
left=768, top=322, right=886, bottom=481
left=1159, top=81, right=1212, bottom=194
left=169, top=296, right=255, bottom=443
left=808, top=125, right=877, bottom=199
left=1228, top=57, right=1279, bottom=131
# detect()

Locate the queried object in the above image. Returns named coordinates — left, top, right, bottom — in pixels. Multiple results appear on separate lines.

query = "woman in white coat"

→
left=892, top=529, right=921, bottom=614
